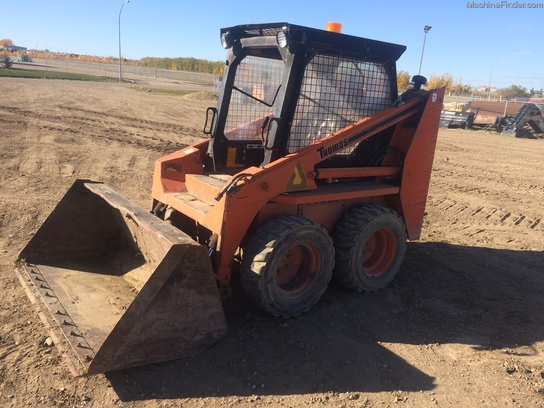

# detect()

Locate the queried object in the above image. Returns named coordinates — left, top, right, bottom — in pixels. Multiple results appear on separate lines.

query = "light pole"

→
left=418, top=25, right=432, bottom=75
left=118, top=0, right=129, bottom=83
left=487, top=60, right=503, bottom=100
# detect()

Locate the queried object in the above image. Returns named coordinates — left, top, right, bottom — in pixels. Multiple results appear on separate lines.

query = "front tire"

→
left=241, top=216, right=334, bottom=317
left=333, top=205, right=407, bottom=292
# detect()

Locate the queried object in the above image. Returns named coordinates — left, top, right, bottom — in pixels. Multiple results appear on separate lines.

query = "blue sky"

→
left=2, top=0, right=543, bottom=90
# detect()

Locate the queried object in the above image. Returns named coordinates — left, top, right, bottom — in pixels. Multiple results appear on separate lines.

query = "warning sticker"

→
left=286, top=161, right=308, bottom=191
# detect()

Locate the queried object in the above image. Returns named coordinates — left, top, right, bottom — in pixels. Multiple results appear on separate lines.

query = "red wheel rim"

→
left=276, top=244, right=318, bottom=294
left=361, top=228, right=396, bottom=278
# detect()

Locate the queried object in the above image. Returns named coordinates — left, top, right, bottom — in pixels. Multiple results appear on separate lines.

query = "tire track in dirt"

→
left=427, top=130, right=544, bottom=249
left=425, top=195, right=542, bottom=248
left=59, top=105, right=196, bottom=132
left=428, top=196, right=542, bottom=232
left=1, top=103, right=203, bottom=155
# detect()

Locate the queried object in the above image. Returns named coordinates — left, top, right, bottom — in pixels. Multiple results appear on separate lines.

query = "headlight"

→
left=221, top=32, right=233, bottom=49
left=276, top=31, right=289, bottom=48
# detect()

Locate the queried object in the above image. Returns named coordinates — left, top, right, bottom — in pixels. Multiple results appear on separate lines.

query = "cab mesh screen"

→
left=288, top=55, right=391, bottom=153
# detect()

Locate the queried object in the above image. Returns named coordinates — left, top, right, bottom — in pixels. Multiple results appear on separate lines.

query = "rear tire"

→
left=241, top=216, right=334, bottom=317
left=333, top=205, right=406, bottom=292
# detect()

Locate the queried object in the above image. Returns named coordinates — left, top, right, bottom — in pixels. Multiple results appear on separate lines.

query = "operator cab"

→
left=204, top=23, right=406, bottom=173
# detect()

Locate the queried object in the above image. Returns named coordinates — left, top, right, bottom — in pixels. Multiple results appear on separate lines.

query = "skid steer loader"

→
left=15, top=22, right=444, bottom=376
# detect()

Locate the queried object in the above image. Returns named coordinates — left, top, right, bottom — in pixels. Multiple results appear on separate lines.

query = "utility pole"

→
left=418, top=25, right=432, bottom=75
left=118, top=0, right=130, bottom=82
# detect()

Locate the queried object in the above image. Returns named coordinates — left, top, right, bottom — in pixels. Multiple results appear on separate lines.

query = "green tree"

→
left=499, top=85, right=528, bottom=99
left=529, top=87, right=542, bottom=97
left=450, top=78, right=472, bottom=96
left=1, top=55, right=13, bottom=68
left=140, top=57, right=223, bottom=75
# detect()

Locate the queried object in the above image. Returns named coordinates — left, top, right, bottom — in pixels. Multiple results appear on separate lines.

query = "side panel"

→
left=399, top=88, right=444, bottom=239
left=151, top=140, right=208, bottom=202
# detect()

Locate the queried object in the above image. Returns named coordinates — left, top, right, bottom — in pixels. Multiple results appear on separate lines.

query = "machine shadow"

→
left=108, top=241, right=544, bottom=401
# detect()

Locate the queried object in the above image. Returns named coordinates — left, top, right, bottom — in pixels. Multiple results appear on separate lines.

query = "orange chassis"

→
left=152, top=87, right=444, bottom=288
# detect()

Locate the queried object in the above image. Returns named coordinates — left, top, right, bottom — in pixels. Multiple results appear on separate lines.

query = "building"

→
left=477, top=85, right=497, bottom=93
left=0, top=45, right=28, bottom=53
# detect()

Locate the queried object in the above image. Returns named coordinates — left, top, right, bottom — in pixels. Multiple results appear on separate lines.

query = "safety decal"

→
left=286, top=161, right=308, bottom=191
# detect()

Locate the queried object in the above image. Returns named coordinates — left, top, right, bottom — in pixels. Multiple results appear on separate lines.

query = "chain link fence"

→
left=29, top=57, right=219, bottom=88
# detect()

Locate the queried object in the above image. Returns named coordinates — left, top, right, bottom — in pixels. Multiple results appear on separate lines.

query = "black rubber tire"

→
left=333, top=205, right=407, bottom=292
left=241, top=216, right=334, bottom=317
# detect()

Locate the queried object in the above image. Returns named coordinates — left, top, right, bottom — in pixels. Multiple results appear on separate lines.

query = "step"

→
left=185, top=174, right=231, bottom=204
left=165, top=190, right=213, bottom=223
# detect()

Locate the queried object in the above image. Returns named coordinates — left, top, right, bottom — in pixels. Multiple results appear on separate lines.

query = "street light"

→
left=118, top=0, right=129, bottom=83
left=418, top=25, right=432, bottom=75
left=487, top=60, right=503, bottom=99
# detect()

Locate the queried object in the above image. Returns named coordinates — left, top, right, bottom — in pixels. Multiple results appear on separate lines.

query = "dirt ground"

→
left=0, top=77, right=543, bottom=408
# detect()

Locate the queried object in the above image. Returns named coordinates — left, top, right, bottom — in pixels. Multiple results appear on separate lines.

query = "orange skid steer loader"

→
left=15, top=22, right=444, bottom=376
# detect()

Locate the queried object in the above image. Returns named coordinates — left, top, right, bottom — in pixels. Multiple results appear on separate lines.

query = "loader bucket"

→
left=15, top=180, right=227, bottom=376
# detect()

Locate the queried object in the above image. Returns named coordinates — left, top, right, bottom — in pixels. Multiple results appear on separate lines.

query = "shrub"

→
left=2, top=55, right=13, bottom=68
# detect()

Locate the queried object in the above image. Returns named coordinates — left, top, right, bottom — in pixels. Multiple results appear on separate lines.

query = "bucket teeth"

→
left=77, top=343, right=91, bottom=349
